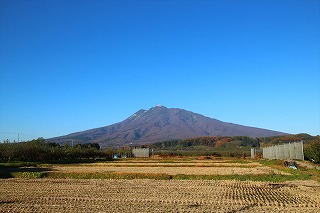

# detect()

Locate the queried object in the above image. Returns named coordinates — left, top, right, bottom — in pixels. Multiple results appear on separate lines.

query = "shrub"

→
left=304, top=140, right=320, bottom=164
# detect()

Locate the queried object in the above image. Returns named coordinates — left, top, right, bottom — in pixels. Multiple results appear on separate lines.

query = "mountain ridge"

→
left=48, top=105, right=287, bottom=147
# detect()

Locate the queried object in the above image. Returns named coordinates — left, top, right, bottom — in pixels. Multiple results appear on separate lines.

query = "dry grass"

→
left=47, top=159, right=287, bottom=176
left=1, top=178, right=319, bottom=212
left=50, top=165, right=287, bottom=176
left=87, top=162, right=262, bottom=167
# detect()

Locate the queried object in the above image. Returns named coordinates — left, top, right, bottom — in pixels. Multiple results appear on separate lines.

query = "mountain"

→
left=48, top=105, right=287, bottom=147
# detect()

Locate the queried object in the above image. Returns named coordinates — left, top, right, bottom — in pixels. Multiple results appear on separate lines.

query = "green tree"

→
left=304, top=140, right=320, bottom=164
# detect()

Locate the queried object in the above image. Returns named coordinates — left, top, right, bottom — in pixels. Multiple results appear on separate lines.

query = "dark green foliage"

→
left=152, top=136, right=258, bottom=150
left=0, top=138, right=111, bottom=162
left=151, top=136, right=255, bottom=157
left=153, top=148, right=250, bottom=158
left=304, top=139, right=320, bottom=163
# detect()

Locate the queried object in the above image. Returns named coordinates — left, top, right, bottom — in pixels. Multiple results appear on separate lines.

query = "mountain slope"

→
left=48, top=105, right=287, bottom=147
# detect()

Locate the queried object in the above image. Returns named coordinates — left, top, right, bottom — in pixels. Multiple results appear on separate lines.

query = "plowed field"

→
left=1, top=179, right=319, bottom=212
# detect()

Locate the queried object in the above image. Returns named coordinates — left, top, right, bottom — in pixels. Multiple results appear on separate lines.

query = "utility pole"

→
left=0, top=131, right=24, bottom=143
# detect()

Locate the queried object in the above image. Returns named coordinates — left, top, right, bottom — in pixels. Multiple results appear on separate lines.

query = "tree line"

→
left=1, top=134, right=319, bottom=163
left=152, top=136, right=260, bottom=150
left=0, top=138, right=115, bottom=162
left=150, top=134, right=320, bottom=163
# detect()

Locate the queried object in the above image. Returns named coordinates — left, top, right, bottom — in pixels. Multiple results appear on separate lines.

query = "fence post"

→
left=301, top=141, right=304, bottom=160
left=251, top=148, right=255, bottom=159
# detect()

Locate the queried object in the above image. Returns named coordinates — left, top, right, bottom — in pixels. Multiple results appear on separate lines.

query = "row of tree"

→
left=0, top=138, right=114, bottom=162
left=152, top=136, right=260, bottom=150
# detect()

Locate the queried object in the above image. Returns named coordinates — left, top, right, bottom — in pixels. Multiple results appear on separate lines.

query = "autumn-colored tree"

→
left=215, top=137, right=231, bottom=148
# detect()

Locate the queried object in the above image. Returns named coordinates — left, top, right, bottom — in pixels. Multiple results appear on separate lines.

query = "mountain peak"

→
left=49, top=106, right=287, bottom=147
left=147, top=105, right=168, bottom=112
left=154, top=104, right=167, bottom=109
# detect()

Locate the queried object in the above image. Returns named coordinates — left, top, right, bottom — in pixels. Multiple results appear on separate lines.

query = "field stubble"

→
left=1, top=159, right=319, bottom=212
left=49, top=160, right=287, bottom=176
left=1, top=178, right=319, bottom=212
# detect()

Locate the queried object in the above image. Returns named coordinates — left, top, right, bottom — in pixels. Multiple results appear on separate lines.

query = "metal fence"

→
left=132, top=148, right=150, bottom=158
left=262, top=141, right=304, bottom=160
left=251, top=148, right=262, bottom=159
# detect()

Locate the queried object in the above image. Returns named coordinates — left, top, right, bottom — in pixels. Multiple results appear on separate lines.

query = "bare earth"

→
left=49, top=161, right=288, bottom=176
left=51, top=165, right=288, bottom=175
left=1, top=179, right=319, bottom=212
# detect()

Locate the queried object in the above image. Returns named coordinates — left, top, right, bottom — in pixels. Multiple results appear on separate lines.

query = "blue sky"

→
left=0, top=0, right=319, bottom=142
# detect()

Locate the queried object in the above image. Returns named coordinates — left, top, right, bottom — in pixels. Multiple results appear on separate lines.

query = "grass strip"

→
left=173, top=173, right=312, bottom=182
left=0, top=172, right=46, bottom=179
left=59, top=164, right=257, bottom=168
left=0, top=171, right=312, bottom=182
left=44, top=172, right=172, bottom=180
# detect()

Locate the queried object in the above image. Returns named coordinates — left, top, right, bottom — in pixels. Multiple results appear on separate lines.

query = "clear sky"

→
left=0, top=0, right=319, bottom=142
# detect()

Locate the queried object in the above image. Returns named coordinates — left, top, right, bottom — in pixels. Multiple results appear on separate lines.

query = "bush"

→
left=304, top=140, right=320, bottom=164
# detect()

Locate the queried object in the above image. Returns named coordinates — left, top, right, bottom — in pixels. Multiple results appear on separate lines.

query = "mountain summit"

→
left=49, top=106, right=287, bottom=147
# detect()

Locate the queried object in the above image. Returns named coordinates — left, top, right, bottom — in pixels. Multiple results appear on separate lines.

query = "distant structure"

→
left=132, top=148, right=150, bottom=158
left=262, top=141, right=304, bottom=160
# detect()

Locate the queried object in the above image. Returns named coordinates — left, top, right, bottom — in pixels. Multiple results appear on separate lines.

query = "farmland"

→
left=1, top=178, right=320, bottom=212
left=1, top=158, right=320, bottom=212
left=48, top=160, right=288, bottom=176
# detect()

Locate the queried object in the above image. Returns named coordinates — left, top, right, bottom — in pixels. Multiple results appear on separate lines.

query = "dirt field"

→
left=51, top=165, right=287, bottom=176
left=1, top=178, right=319, bottom=212
left=48, top=160, right=288, bottom=176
